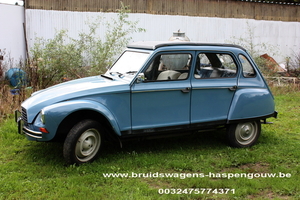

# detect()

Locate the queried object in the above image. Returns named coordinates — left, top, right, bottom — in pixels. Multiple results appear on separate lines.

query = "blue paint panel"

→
left=131, top=80, right=191, bottom=130
left=228, top=88, right=275, bottom=120
left=191, top=78, right=237, bottom=123
left=22, top=75, right=129, bottom=123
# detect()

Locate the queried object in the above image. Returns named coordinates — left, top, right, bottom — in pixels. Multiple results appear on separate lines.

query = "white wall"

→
left=25, top=9, right=300, bottom=64
left=0, top=3, right=25, bottom=69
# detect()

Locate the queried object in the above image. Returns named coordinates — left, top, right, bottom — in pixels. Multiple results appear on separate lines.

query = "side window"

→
left=144, top=53, right=192, bottom=81
left=239, top=54, right=256, bottom=78
left=194, top=53, right=237, bottom=79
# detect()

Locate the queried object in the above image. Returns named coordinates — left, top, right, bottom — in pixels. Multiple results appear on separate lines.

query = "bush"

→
left=27, top=2, right=145, bottom=90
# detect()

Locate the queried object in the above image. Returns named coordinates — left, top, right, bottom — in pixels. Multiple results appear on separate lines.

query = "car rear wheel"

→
left=63, top=119, right=103, bottom=165
left=227, top=121, right=261, bottom=148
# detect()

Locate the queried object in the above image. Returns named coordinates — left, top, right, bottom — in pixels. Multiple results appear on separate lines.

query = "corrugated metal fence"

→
left=25, top=0, right=300, bottom=22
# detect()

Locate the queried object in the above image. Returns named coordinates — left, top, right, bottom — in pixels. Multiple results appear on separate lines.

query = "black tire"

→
left=63, top=119, right=103, bottom=165
left=227, top=120, right=261, bottom=148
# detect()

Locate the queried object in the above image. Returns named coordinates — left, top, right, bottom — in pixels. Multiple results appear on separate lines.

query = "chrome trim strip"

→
left=234, top=86, right=267, bottom=89
left=132, top=88, right=182, bottom=93
left=192, top=87, right=268, bottom=90
left=23, top=126, right=42, bottom=135
left=192, top=87, right=231, bottom=90
left=24, top=131, right=43, bottom=139
left=133, top=86, right=268, bottom=92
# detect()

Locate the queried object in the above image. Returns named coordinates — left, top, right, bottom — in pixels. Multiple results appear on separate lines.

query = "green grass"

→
left=0, top=89, right=300, bottom=200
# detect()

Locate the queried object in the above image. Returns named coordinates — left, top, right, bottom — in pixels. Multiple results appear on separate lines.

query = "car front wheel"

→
left=63, top=119, right=103, bottom=165
left=227, top=121, right=261, bottom=148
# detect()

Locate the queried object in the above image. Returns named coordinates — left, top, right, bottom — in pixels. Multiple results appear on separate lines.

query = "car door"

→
left=191, top=51, right=239, bottom=127
left=130, top=52, right=193, bottom=133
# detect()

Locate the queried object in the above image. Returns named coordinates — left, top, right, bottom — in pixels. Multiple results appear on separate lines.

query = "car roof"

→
left=127, top=41, right=246, bottom=51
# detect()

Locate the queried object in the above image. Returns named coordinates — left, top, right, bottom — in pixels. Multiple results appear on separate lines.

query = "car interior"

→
left=144, top=53, right=238, bottom=81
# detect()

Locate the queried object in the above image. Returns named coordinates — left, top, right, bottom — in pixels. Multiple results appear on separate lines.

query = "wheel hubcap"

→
left=235, top=122, right=257, bottom=145
left=75, top=129, right=101, bottom=162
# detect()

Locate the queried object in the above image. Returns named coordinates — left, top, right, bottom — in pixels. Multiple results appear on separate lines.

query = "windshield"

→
left=108, top=51, right=150, bottom=75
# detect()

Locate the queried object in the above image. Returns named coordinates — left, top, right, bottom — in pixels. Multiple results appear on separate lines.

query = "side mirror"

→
left=136, top=73, right=145, bottom=83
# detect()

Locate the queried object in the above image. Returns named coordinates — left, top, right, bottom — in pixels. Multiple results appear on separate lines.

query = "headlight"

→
left=41, top=109, right=46, bottom=124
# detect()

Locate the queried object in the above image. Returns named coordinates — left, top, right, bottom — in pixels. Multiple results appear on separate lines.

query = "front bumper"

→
left=15, top=110, right=43, bottom=139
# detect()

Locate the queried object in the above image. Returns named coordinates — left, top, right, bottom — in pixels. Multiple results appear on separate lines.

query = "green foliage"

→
left=228, top=21, right=280, bottom=77
left=30, top=30, right=86, bottom=89
left=28, top=3, right=145, bottom=90
left=0, top=88, right=300, bottom=199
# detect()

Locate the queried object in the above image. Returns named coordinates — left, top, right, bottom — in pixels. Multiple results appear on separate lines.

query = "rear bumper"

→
left=227, top=111, right=278, bottom=124
left=272, top=111, right=278, bottom=118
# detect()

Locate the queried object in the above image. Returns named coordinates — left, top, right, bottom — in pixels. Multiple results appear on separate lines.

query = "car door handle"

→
left=229, top=85, right=237, bottom=91
left=181, top=87, right=190, bottom=93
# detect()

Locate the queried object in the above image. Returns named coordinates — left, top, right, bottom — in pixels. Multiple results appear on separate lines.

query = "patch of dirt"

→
left=247, top=190, right=291, bottom=200
left=223, top=162, right=270, bottom=173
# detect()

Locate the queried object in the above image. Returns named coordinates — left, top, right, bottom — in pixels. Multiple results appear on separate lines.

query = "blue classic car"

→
left=15, top=41, right=277, bottom=164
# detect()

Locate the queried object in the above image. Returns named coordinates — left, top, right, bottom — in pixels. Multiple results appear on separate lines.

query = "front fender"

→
left=228, top=88, right=275, bottom=122
left=41, top=99, right=122, bottom=140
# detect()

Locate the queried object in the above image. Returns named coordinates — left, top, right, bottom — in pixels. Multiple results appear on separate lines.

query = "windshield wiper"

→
left=101, top=74, right=113, bottom=80
left=110, top=72, right=124, bottom=77
left=126, top=71, right=138, bottom=74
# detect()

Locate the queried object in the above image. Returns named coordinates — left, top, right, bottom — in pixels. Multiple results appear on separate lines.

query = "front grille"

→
left=21, top=107, right=28, bottom=123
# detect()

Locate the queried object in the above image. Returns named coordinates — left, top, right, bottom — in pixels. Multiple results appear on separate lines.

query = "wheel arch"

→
left=54, top=109, right=120, bottom=142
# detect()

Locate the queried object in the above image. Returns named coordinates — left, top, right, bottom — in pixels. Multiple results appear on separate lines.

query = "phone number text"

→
left=158, top=188, right=235, bottom=195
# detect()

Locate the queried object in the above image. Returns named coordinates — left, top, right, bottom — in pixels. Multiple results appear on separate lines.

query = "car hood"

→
left=22, top=75, right=129, bottom=123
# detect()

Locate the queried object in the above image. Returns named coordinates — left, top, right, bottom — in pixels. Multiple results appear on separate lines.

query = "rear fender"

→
left=228, top=88, right=275, bottom=122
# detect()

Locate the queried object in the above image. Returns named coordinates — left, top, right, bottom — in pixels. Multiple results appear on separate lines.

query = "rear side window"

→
left=239, top=54, right=256, bottom=78
left=194, top=53, right=237, bottom=79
